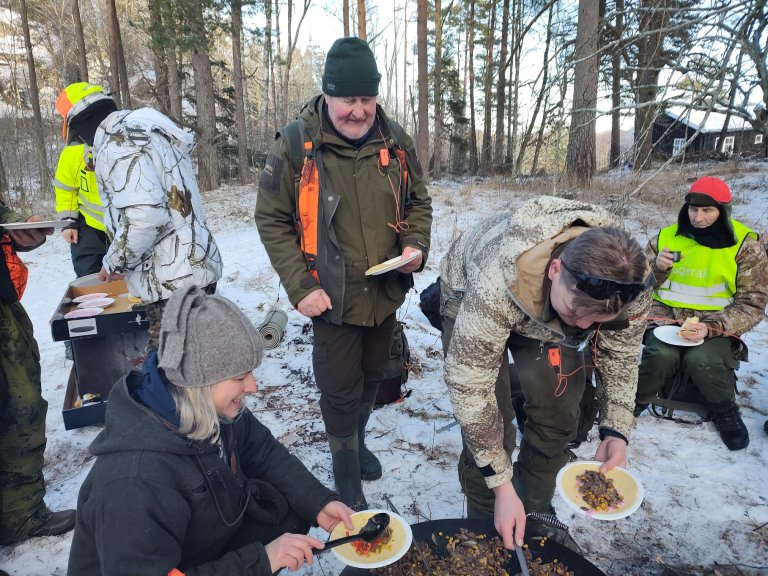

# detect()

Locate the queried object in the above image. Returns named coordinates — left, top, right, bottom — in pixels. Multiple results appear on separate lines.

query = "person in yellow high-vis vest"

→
left=54, top=83, right=116, bottom=277
left=635, top=177, right=768, bottom=450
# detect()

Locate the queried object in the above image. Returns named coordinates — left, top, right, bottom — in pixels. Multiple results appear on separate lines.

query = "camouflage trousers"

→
left=441, top=316, right=586, bottom=518
left=0, top=301, right=49, bottom=545
left=636, top=331, right=738, bottom=409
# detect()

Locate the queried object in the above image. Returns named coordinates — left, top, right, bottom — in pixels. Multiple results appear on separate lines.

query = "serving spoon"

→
left=315, top=512, right=391, bottom=555
left=271, top=512, right=391, bottom=575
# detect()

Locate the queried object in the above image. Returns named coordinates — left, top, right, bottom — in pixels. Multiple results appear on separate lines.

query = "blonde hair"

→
left=168, top=384, right=221, bottom=442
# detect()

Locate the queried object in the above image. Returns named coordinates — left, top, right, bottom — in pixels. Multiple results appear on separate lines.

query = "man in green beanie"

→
left=255, top=36, right=432, bottom=510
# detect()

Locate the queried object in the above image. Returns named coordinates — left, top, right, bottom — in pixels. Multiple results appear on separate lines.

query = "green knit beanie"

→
left=322, top=37, right=381, bottom=97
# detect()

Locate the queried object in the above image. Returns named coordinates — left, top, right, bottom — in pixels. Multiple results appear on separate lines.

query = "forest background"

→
left=0, top=0, right=766, bottom=215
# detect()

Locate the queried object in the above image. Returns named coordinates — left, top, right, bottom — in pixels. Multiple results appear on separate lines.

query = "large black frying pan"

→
left=340, top=518, right=606, bottom=575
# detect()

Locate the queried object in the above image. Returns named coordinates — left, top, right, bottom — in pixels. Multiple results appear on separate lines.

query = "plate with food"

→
left=653, top=322, right=704, bottom=347
left=365, top=252, right=420, bottom=276
left=330, top=509, right=412, bottom=569
left=64, top=307, right=104, bottom=319
left=77, top=297, right=115, bottom=309
left=72, top=292, right=110, bottom=303
left=556, top=460, right=643, bottom=520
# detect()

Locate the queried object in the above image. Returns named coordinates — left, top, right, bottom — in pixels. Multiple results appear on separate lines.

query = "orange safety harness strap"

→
left=1, top=233, right=28, bottom=300
left=286, top=117, right=410, bottom=284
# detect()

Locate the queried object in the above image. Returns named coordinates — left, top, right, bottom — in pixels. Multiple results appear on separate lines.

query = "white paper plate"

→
left=72, top=292, right=110, bottom=303
left=653, top=325, right=704, bottom=347
left=1, top=220, right=69, bottom=230
left=365, top=252, right=420, bottom=276
left=556, top=460, right=643, bottom=520
left=77, top=297, right=114, bottom=309
left=64, top=307, right=104, bottom=319
left=329, top=509, right=413, bottom=569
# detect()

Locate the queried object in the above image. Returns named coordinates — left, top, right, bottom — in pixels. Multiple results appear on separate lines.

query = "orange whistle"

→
left=379, top=148, right=390, bottom=167
left=548, top=347, right=561, bottom=368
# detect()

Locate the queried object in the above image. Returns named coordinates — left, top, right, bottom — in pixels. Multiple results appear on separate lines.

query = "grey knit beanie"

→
left=158, top=286, right=264, bottom=388
left=322, top=37, right=381, bottom=97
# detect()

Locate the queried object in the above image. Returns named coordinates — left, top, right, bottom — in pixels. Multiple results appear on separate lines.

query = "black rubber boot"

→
left=29, top=509, right=76, bottom=538
left=328, top=433, right=368, bottom=511
left=357, top=402, right=382, bottom=481
left=709, top=405, right=749, bottom=451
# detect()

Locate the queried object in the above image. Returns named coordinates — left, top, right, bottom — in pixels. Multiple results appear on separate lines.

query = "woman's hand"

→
left=265, top=533, right=325, bottom=573
left=316, top=500, right=355, bottom=534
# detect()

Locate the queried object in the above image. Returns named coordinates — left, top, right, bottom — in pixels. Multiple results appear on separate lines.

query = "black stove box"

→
left=51, top=274, right=148, bottom=429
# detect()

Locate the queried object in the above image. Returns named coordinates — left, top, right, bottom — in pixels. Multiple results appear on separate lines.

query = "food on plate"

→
left=371, top=529, right=511, bottom=575
left=677, top=316, right=700, bottom=338
left=517, top=542, right=574, bottom=576
left=332, top=510, right=409, bottom=566
left=576, top=469, right=624, bottom=512
left=353, top=526, right=393, bottom=556
left=72, top=393, right=102, bottom=409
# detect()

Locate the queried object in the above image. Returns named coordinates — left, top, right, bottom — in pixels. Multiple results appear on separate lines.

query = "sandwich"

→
left=678, top=316, right=700, bottom=338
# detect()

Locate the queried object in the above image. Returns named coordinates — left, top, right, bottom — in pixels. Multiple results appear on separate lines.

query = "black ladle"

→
left=271, top=512, right=391, bottom=575
left=315, top=512, right=391, bottom=555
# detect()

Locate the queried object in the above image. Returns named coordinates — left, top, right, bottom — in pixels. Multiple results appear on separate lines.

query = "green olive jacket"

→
left=255, top=95, right=432, bottom=326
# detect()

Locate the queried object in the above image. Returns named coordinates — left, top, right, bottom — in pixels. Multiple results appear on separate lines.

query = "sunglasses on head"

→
left=560, top=261, right=652, bottom=303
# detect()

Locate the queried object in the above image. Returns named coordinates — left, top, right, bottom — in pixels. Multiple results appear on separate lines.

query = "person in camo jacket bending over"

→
left=439, top=196, right=653, bottom=553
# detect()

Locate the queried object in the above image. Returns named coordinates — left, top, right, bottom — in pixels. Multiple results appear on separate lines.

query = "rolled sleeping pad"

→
left=259, top=308, right=288, bottom=349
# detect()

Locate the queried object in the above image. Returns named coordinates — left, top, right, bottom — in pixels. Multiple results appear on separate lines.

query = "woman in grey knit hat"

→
left=68, top=285, right=354, bottom=575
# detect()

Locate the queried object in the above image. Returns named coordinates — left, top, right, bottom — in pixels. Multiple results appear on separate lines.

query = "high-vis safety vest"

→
left=53, top=143, right=105, bottom=232
left=653, top=219, right=756, bottom=311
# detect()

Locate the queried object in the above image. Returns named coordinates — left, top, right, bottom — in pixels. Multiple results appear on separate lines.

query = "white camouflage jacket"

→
left=93, top=108, right=222, bottom=303
left=440, top=196, right=651, bottom=489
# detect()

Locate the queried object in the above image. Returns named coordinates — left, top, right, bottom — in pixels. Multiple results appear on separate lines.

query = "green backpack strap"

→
left=280, top=119, right=306, bottom=186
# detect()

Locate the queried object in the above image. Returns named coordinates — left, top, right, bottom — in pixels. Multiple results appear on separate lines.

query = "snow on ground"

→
left=1, top=162, right=767, bottom=575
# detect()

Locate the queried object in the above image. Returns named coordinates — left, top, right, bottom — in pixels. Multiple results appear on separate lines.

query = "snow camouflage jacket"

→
left=646, top=232, right=768, bottom=360
left=93, top=108, right=222, bottom=303
left=440, top=196, right=652, bottom=489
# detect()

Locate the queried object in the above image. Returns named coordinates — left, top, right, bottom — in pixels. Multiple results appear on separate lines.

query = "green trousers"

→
left=442, top=317, right=586, bottom=518
left=0, top=300, right=48, bottom=544
left=636, top=332, right=738, bottom=409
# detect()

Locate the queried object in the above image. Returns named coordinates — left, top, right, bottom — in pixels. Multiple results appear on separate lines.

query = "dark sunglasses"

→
left=561, top=261, right=653, bottom=303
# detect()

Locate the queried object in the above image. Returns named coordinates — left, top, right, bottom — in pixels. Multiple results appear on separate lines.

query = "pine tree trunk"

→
left=610, top=0, right=624, bottom=168
left=190, top=1, right=220, bottom=191
left=633, top=0, right=669, bottom=171
left=493, top=0, right=510, bottom=169
left=357, top=0, right=367, bottom=39
left=148, top=0, right=170, bottom=115
left=480, top=0, right=497, bottom=174
left=71, top=0, right=89, bottom=82
left=106, top=0, right=123, bottom=107
left=432, top=0, right=443, bottom=179
left=232, top=0, right=251, bottom=184
left=19, top=0, right=50, bottom=195
left=416, top=0, right=429, bottom=175
left=566, top=0, right=599, bottom=186
left=468, top=0, right=478, bottom=174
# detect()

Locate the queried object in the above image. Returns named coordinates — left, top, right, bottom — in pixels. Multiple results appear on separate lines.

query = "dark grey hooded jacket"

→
left=67, top=371, right=336, bottom=575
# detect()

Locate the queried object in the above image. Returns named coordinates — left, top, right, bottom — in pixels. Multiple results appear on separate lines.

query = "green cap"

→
left=322, top=37, right=381, bottom=97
